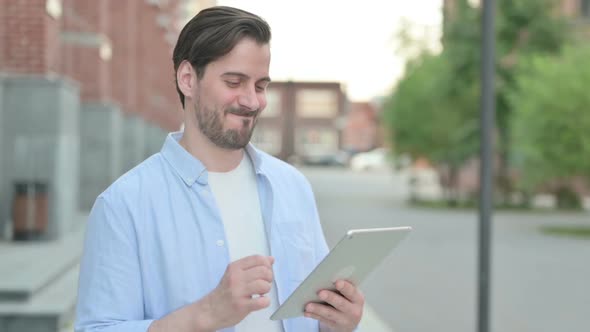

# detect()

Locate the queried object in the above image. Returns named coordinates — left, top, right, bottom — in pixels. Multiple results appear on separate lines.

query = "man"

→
left=75, top=6, right=364, bottom=332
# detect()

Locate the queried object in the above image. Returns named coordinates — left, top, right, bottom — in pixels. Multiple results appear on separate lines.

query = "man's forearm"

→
left=148, top=295, right=215, bottom=332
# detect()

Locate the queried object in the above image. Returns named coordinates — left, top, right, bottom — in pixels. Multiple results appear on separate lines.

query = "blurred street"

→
left=301, top=167, right=590, bottom=332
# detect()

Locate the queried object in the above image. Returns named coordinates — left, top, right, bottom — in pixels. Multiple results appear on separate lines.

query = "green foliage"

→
left=497, top=0, right=567, bottom=57
left=384, top=0, right=571, bottom=197
left=495, top=0, right=569, bottom=155
left=385, top=1, right=482, bottom=168
left=509, top=46, right=590, bottom=191
left=383, top=53, right=479, bottom=167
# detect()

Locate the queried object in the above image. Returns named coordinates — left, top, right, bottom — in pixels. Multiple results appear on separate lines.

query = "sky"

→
left=218, top=0, right=443, bottom=102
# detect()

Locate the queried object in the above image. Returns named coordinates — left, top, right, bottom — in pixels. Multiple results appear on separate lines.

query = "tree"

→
left=495, top=0, right=569, bottom=199
left=385, top=1, right=481, bottom=203
left=509, top=46, right=590, bottom=208
left=385, top=0, right=569, bottom=203
left=383, top=52, right=479, bottom=203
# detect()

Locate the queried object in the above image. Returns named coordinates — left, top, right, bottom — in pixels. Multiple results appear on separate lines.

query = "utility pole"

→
left=478, top=0, right=495, bottom=332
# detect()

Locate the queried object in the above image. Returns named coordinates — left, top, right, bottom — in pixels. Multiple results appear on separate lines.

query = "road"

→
left=300, top=167, right=590, bottom=332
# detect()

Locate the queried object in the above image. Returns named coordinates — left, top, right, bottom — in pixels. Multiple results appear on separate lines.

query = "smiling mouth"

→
left=226, top=109, right=258, bottom=117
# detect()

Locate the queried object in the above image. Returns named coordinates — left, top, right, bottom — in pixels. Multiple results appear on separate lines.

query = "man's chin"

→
left=217, top=128, right=253, bottom=149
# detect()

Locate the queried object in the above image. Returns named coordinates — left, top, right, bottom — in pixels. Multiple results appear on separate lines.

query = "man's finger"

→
left=305, top=302, right=346, bottom=326
left=304, top=311, right=337, bottom=328
left=243, top=265, right=273, bottom=283
left=246, top=295, right=271, bottom=311
left=235, top=255, right=273, bottom=270
left=244, top=279, right=272, bottom=296
left=335, top=280, right=364, bottom=304
left=318, top=289, right=354, bottom=314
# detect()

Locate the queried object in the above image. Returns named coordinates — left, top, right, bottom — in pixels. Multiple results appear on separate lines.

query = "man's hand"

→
left=304, top=280, right=364, bottom=332
left=148, top=255, right=274, bottom=332
left=198, top=255, right=275, bottom=331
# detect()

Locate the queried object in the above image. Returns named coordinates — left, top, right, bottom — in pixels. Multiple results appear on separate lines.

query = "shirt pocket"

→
left=276, top=221, right=316, bottom=282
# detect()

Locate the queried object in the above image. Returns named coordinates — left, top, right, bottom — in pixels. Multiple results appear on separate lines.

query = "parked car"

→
left=301, top=151, right=350, bottom=167
left=407, top=167, right=444, bottom=201
left=350, top=148, right=390, bottom=171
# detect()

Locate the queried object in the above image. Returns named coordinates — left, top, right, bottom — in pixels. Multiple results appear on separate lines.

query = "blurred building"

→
left=252, top=81, right=349, bottom=162
left=560, top=0, right=590, bottom=38
left=0, top=0, right=216, bottom=239
left=342, top=101, right=382, bottom=153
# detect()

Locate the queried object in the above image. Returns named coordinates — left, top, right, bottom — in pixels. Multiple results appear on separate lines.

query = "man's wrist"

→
left=191, top=294, right=217, bottom=332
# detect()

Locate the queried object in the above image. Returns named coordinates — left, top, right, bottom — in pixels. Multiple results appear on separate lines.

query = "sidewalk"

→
left=0, top=213, right=87, bottom=332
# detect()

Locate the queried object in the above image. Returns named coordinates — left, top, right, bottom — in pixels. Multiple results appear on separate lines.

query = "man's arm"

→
left=76, top=195, right=276, bottom=332
left=148, top=255, right=275, bottom=332
left=75, top=197, right=154, bottom=332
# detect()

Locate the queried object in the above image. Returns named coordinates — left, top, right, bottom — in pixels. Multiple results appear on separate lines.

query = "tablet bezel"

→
left=270, top=226, right=411, bottom=320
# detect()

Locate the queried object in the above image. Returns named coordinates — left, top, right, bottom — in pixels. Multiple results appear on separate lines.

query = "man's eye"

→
left=226, top=81, right=240, bottom=87
left=255, top=85, right=266, bottom=92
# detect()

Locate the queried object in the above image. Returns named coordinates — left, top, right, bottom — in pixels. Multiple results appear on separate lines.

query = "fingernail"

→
left=319, top=291, right=328, bottom=300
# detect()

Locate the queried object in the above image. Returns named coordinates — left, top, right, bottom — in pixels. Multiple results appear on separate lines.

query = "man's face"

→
left=192, top=37, right=271, bottom=150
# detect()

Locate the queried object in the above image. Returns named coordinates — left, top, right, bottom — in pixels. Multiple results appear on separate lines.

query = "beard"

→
left=194, top=101, right=259, bottom=150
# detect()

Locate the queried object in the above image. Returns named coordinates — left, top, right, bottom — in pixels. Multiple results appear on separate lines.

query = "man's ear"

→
left=177, top=60, right=197, bottom=101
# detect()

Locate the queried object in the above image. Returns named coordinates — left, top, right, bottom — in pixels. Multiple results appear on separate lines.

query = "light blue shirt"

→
left=75, top=132, right=329, bottom=332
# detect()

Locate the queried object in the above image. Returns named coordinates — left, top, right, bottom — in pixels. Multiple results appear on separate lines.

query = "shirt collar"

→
left=161, top=131, right=265, bottom=186
left=244, top=143, right=264, bottom=175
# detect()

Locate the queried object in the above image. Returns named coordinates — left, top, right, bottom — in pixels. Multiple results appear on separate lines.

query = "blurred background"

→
left=0, top=0, right=589, bottom=331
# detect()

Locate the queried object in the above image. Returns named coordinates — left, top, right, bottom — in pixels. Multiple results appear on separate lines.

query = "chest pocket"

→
left=276, top=221, right=316, bottom=282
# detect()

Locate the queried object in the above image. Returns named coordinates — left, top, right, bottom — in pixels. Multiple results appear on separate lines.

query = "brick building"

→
left=252, top=81, right=349, bottom=161
left=0, top=0, right=215, bottom=240
left=342, top=101, right=382, bottom=153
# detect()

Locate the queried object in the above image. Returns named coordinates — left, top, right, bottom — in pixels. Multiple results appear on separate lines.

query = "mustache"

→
left=225, top=107, right=259, bottom=117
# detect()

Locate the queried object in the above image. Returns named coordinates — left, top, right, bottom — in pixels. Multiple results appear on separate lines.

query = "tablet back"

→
left=270, top=226, right=412, bottom=320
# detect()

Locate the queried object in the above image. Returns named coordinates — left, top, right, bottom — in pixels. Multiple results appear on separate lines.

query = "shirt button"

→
left=186, top=177, right=193, bottom=183
left=216, top=240, right=225, bottom=247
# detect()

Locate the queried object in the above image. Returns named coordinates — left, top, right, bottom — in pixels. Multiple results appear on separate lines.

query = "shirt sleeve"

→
left=75, top=196, right=154, bottom=332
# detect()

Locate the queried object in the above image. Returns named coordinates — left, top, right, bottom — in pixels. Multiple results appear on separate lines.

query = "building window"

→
left=261, top=88, right=281, bottom=118
left=583, top=0, right=590, bottom=18
left=296, top=128, right=339, bottom=155
left=296, top=89, right=338, bottom=118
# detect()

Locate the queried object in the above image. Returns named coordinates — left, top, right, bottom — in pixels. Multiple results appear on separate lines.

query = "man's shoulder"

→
left=99, top=153, right=166, bottom=203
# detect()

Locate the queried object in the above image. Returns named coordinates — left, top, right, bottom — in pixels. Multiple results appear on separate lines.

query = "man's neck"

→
left=179, top=122, right=244, bottom=173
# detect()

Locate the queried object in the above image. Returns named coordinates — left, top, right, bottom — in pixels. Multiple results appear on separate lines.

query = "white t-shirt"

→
left=208, top=154, right=283, bottom=332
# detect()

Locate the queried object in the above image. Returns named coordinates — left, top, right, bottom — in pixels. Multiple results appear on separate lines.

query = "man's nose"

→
left=237, top=86, right=260, bottom=111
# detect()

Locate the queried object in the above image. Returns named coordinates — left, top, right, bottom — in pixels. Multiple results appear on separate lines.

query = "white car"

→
left=350, top=148, right=390, bottom=171
left=407, top=167, right=444, bottom=201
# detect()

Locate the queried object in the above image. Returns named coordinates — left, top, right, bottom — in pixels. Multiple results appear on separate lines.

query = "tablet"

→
left=270, top=226, right=412, bottom=320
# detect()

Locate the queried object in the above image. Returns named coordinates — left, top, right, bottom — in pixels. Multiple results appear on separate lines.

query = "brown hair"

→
left=172, top=6, right=272, bottom=108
